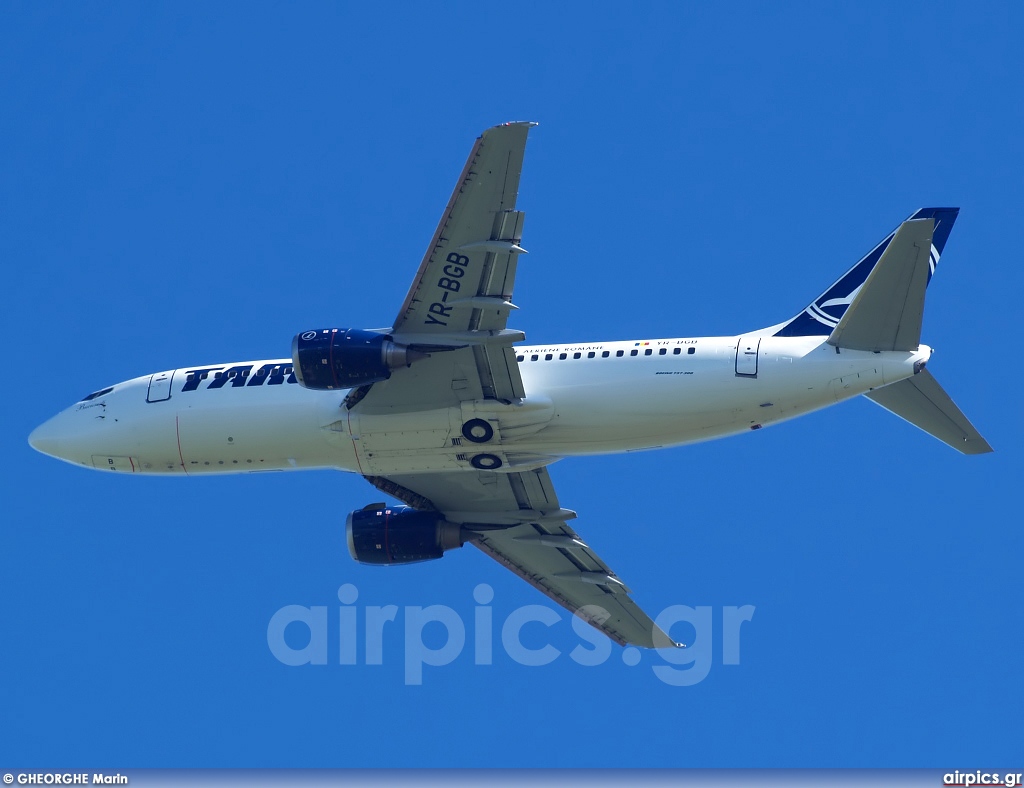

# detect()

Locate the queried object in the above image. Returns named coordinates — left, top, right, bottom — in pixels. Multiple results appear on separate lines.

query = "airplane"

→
left=28, top=122, right=992, bottom=649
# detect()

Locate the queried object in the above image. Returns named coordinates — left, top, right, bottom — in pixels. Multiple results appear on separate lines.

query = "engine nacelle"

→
left=291, top=328, right=423, bottom=390
left=346, top=505, right=465, bottom=565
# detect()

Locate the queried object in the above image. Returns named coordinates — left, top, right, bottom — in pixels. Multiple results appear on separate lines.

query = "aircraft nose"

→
left=28, top=416, right=68, bottom=458
left=28, top=410, right=100, bottom=467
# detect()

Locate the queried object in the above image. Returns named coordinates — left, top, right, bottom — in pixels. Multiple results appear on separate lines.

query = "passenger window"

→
left=516, top=355, right=524, bottom=362
left=673, top=347, right=681, bottom=355
left=559, top=353, right=567, bottom=360
left=616, top=350, right=624, bottom=357
left=630, top=349, right=638, bottom=356
left=659, top=348, right=667, bottom=355
left=602, top=351, right=610, bottom=358
left=573, top=352, right=581, bottom=359
left=644, top=349, right=652, bottom=356
left=545, top=354, right=553, bottom=361
left=688, top=347, right=696, bottom=355
left=588, top=352, right=596, bottom=359
left=531, top=354, right=538, bottom=361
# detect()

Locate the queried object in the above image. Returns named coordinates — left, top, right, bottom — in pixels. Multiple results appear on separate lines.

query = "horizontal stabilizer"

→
left=866, top=370, right=992, bottom=454
left=828, top=219, right=934, bottom=352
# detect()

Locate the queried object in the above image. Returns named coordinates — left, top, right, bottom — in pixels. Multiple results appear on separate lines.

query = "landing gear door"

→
left=147, top=370, right=174, bottom=402
left=735, top=337, right=760, bottom=377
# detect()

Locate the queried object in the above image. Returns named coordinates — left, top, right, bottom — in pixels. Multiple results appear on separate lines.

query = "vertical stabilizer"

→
left=826, top=218, right=933, bottom=352
left=774, top=208, right=958, bottom=338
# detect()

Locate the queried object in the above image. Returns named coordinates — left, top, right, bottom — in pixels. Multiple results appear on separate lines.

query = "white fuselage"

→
left=29, top=333, right=930, bottom=477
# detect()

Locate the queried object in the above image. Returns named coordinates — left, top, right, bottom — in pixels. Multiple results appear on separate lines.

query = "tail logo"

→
left=773, top=209, right=957, bottom=339
left=807, top=284, right=863, bottom=328
left=802, top=243, right=941, bottom=330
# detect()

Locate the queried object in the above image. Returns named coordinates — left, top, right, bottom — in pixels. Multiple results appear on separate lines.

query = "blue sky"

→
left=2, top=1, right=1021, bottom=769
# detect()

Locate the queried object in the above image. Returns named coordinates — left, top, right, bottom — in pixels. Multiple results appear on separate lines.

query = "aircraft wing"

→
left=365, top=469, right=680, bottom=649
left=356, top=124, right=676, bottom=648
left=392, top=121, right=531, bottom=338
left=377, top=122, right=534, bottom=406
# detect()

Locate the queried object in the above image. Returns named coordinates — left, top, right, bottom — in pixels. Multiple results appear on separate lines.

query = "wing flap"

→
left=472, top=343, right=526, bottom=401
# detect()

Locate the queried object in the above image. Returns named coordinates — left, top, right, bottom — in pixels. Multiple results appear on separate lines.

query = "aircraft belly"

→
left=344, top=406, right=463, bottom=475
left=123, top=417, right=186, bottom=474
left=342, top=399, right=557, bottom=476
left=176, top=399, right=339, bottom=474
left=514, top=343, right=884, bottom=455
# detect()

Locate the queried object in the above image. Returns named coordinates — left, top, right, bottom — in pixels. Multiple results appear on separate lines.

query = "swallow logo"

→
left=799, top=240, right=942, bottom=330
left=806, top=283, right=864, bottom=328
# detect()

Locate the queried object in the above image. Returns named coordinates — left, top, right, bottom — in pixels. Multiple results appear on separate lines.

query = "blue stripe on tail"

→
left=774, top=207, right=959, bottom=338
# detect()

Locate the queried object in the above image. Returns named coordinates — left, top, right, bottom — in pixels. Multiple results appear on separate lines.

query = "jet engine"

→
left=291, top=328, right=425, bottom=390
left=346, top=505, right=465, bottom=565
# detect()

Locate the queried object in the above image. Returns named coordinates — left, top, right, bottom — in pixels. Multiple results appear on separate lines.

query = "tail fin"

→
left=826, top=217, right=933, bottom=352
left=774, top=208, right=959, bottom=338
left=866, top=370, right=993, bottom=454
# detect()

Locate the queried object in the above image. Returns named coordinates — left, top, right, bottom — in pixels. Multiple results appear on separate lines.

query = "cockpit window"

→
left=80, top=387, right=113, bottom=402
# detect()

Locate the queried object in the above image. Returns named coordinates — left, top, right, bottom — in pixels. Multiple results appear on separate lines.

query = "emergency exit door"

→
left=735, top=337, right=760, bottom=377
left=147, top=370, right=174, bottom=402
